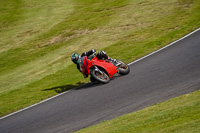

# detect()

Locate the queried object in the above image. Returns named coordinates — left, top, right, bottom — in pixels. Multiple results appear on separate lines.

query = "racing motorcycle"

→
left=79, top=55, right=130, bottom=84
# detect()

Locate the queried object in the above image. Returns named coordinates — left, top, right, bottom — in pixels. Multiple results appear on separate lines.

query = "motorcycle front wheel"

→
left=116, top=59, right=130, bottom=75
left=90, top=68, right=110, bottom=84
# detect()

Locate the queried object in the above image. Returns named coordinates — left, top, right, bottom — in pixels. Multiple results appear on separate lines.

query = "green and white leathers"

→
left=71, top=53, right=81, bottom=64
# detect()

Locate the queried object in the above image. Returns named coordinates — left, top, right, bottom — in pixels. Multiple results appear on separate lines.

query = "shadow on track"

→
left=43, top=82, right=84, bottom=93
left=43, top=81, right=102, bottom=93
left=74, top=81, right=103, bottom=90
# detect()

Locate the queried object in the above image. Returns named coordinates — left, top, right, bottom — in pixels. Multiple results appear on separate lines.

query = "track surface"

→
left=0, top=30, right=200, bottom=133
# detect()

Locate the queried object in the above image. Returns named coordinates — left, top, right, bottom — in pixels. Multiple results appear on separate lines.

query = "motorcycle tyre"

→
left=90, top=69, right=110, bottom=84
left=90, top=76, right=96, bottom=82
left=116, top=59, right=130, bottom=75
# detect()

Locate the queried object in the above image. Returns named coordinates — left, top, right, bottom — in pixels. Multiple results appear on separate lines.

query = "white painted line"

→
left=128, top=28, right=200, bottom=65
left=1, top=28, right=200, bottom=120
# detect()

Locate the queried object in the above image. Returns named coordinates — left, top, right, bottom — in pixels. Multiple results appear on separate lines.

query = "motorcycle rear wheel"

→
left=90, top=68, right=110, bottom=84
left=116, top=59, right=130, bottom=75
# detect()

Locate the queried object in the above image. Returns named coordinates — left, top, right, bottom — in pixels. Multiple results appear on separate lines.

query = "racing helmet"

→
left=71, top=53, right=81, bottom=64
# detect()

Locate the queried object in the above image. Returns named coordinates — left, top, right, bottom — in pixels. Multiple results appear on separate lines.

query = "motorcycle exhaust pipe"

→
left=94, top=66, right=103, bottom=74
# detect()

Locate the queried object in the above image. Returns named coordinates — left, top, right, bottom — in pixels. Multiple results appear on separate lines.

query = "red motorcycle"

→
left=79, top=55, right=130, bottom=83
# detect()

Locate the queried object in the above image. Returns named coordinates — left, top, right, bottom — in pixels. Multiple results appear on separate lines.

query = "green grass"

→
left=76, top=90, right=200, bottom=133
left=0, top=0, right=200, bottom=118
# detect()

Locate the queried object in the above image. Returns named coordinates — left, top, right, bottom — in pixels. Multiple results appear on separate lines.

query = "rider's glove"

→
left=91, top=49, right=96, bottom=55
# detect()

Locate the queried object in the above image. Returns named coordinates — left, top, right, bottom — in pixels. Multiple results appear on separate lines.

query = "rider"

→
left=71, top=49, right=110, bottom=79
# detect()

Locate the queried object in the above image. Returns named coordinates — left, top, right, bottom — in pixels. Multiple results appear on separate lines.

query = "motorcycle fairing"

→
left=90, top=56, right=118, bottom=78
left=80, top=56, right=118, bottom=78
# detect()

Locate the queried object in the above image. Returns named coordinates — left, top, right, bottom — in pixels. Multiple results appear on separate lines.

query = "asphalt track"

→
left=0, top=29, right=200, bottom=133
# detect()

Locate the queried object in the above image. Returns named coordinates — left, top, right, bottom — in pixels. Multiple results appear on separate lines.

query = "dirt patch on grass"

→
left=37, top=29, right=99, bottom=48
